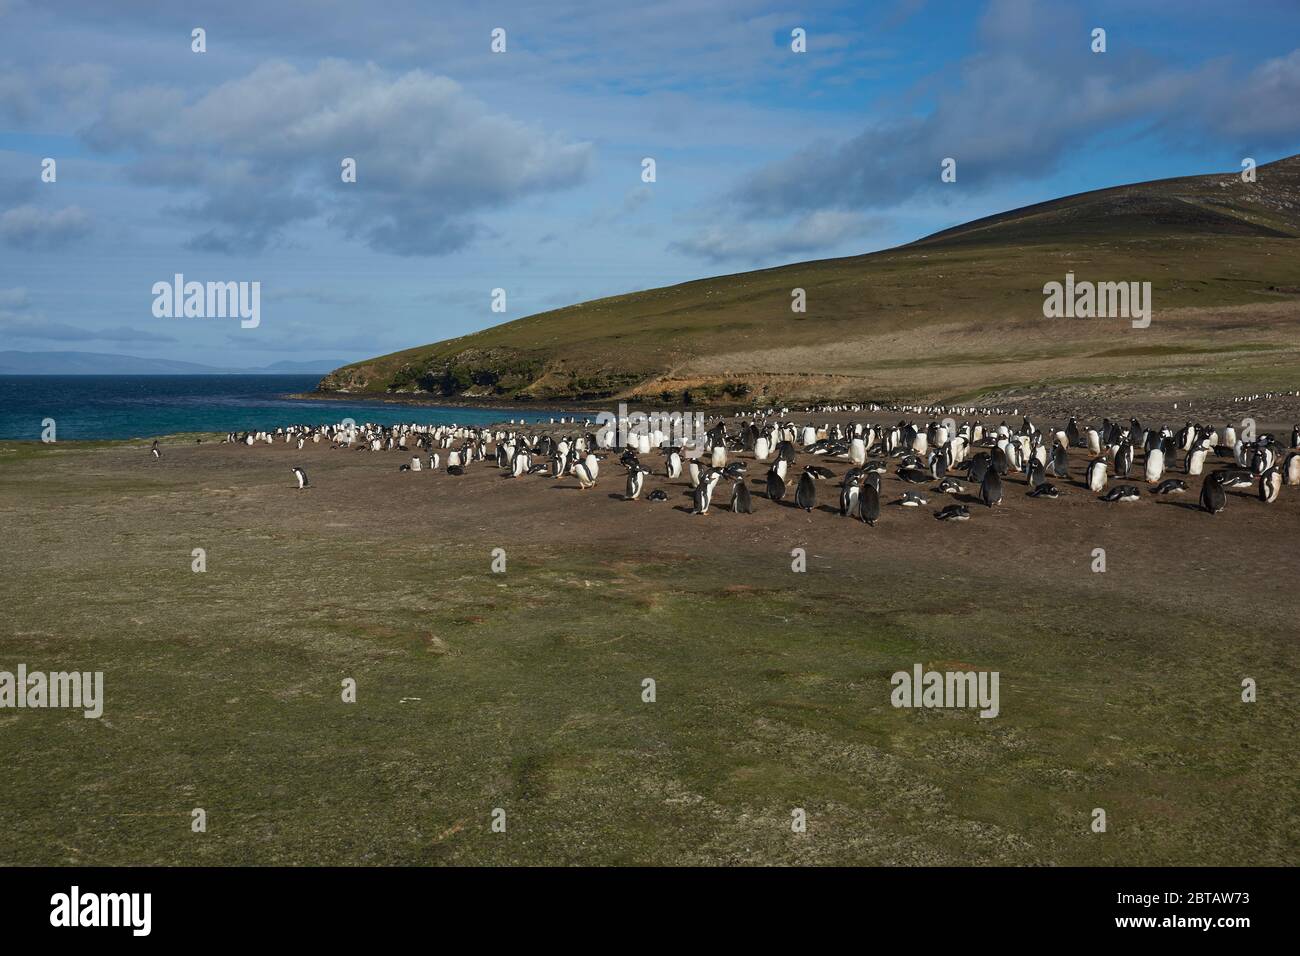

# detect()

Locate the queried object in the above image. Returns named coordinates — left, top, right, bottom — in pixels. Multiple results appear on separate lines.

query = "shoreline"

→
left=289, top=390, right=603, bottom=414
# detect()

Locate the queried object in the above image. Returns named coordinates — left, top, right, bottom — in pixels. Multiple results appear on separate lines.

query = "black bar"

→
left=1, top=866, right=1283, bottom=941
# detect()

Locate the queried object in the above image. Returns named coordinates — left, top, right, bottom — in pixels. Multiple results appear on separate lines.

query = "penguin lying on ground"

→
left=1100, top=485, right=1141, bottom=502
left=1151, top=479, right=1188, bottom=495
left=935, top=504, right=971, bottom=521
left=1027, top=483, right=1059, bottom=498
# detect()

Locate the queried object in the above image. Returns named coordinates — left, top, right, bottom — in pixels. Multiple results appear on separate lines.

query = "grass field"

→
left=1, top=434, right=1294, bottom=865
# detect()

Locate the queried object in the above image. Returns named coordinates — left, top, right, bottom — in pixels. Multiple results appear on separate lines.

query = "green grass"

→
left=0, top=446, right=1294, bottom=865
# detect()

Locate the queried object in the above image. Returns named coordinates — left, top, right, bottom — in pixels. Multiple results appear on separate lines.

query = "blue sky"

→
left=1, top=0, right=1298, bottom=367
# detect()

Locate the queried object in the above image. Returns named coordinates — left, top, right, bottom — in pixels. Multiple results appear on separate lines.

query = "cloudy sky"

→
left=2, top=0, right=1298, bottom=367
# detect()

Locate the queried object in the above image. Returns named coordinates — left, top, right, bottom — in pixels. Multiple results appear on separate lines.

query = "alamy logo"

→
left=50, top=886, right=151, bottom=936
left=1042, top=272, right=1151, bottom=328
left=595, top=401, right=707, bottom=450
left=890, top=664, right=1000, bottom=718
left=152, top=273, right=260, bottom=328
left=0, top=665, right=103, bottom=718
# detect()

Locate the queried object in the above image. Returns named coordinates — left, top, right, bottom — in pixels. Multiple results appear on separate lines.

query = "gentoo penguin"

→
left=666, top=449, right=682, bottom=479
left=935, top=504, right=971, bottom=521
left=625, top=464, right=647, bottom=500
left=1259, top=467, right=1282, bottom=503
left=1218, top=471, right=1254, bottom=490
left=898, top=467, right=930, bottom=484
left=858, top=483, right=881, bottom=526
left=710, top=444, right=727, bottom=468
left=647, top=489, right=669, bottom=502
left=574, top=459, right=597, bottom=489
left=1151, top=479, right=1188, bottom=495
left=1186, top=445, right=1207, bottom=476
left=730, top=480, right=753, bottom=514
left=1025, top=456, right=1046, bottom=489
left=1115, top=442, right=1134, bottom=477
left=1144, top=446, right=1165, bottom=484
left=840, top=475, right=861, bottom=516
left=510, top=447, right=529, bottom=478
left=899, top=491, right=928, bottom=507
left=687, top=458, right=702, bottom=489
left=692, top=469, right=721, bottom=515
left=447, top=465, right=465, bottom=476
left=937, top=478, right=963, bottom=495
left=979, top=468, right=1003, bottom=508
left=766, top=468, right=786, bottom=503
left=1101, top=485, right=1141, bottom=502
left=1086, top=458, right=1107, bottom=493
left=1028, top=483, right=1059, bottom=499
left=151, top=440, right=161, bottom=460
left=1200, top=473, right=1226, bottom=514
left=1049, top=444, right=1070, bottom=479
left=291, top=466, right=309, bottom=490
left=1285, top=452, right=1300, bottom=486
left=795, top=470, right=817, bottom=512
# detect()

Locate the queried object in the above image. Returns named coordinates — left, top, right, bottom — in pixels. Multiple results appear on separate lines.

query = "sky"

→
left=1, top=0, right=1298, bottom=368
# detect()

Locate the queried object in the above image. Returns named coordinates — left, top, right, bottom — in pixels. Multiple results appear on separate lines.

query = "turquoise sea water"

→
left=0, top=375, right=568, bottom=441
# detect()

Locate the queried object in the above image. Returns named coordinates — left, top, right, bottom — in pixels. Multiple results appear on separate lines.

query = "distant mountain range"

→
left=0, top=351, right=350, bottom=375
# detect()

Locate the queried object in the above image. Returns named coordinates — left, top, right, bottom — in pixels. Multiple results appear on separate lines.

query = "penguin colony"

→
left=221, top=406, right=1300, bottom=520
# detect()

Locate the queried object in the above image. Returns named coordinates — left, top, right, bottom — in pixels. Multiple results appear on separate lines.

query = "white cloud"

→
left=83, top=60, right=593, bottom=256
left=0, top=205, right=93, bottom=249
left=670, top=210, right=882, bottom=264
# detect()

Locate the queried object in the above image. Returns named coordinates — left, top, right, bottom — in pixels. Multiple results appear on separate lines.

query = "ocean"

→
left=0, top=375, right=568, bottom=441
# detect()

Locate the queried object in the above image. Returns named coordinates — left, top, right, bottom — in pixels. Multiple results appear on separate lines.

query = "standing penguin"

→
left=1115, top=442, right=1134, bottom=478
left=858, top=482, right=881, bottom=526
left=625, top=463, right=646, bottom=500
left=730, top=480, right=753, bottom=514
left=979, top=468, right=1003, bottom=508
left=1025, top=456, right=1046, bottom=490
left=1259, top=467, right=1282, bottom=503
left=574, top=458, right=597, bottom=489
left=766, top=467, right=787, bottom=503
left=1144, top=445, right=1165, bottom=484
left=666, top=449, right=682, bottom=479
left=687, top=458, right=702, bottom=489
left=1285, top=452, right=1300, bottom=486
left=1200, top=473, right=1226, bottom=514
left=1086, top=458, right=1107, bottom=493
left=693, top=469, right=721, bottom=515
left=150, top=440, right=161, bottom=460
left=1049, top=444, right=1070, bottom=479
left=795, top=469, right=817, bottom=512
left=840, top=475, right=861, bottom=516
left=291, top=466, right=309, bottom=490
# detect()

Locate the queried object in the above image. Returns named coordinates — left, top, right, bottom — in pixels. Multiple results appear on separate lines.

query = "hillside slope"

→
left=319, top=155, right=1300, bottom=406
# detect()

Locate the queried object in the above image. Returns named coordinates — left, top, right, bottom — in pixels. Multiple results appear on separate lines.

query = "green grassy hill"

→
left=319, top=155, right=1300, bottom=406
